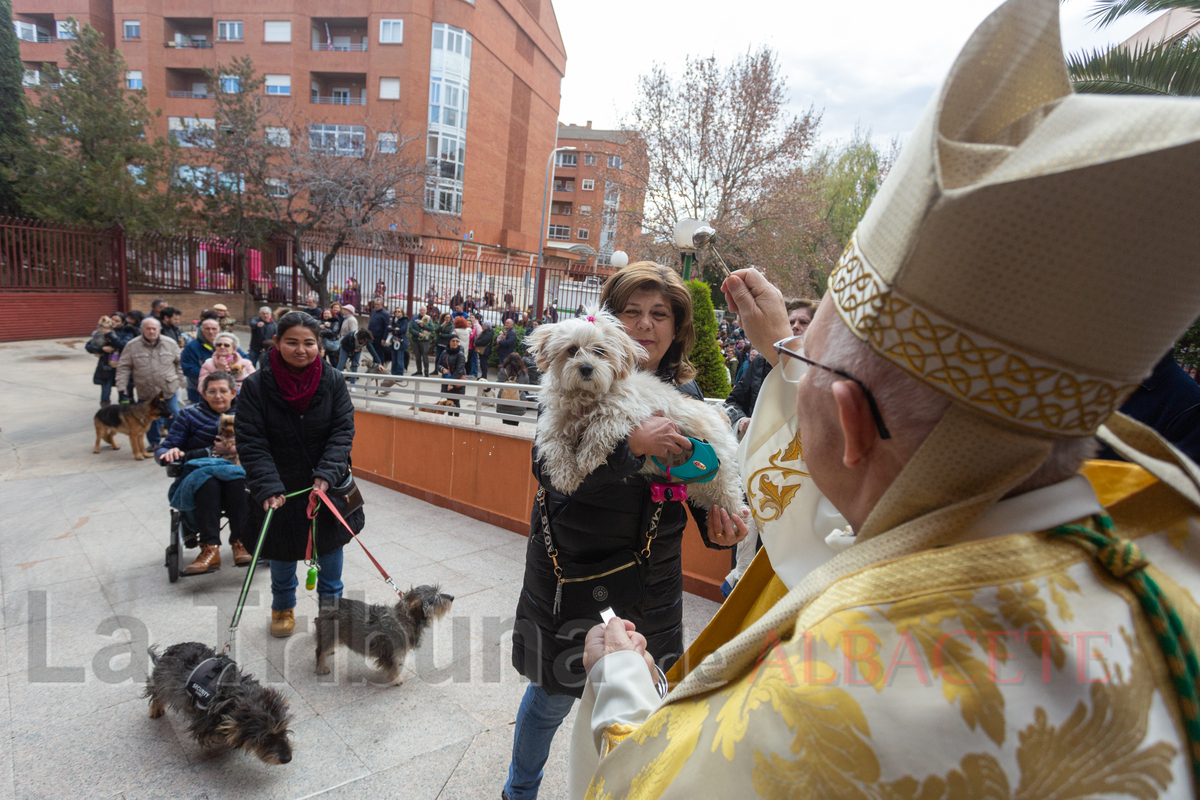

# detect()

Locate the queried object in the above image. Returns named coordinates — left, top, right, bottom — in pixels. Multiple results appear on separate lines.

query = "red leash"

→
left=308, top=486, right=403, bottom=597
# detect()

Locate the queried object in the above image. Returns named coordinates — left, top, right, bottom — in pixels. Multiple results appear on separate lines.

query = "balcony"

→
left=313, top=41, right=367, bottom=51
left=167, top=90, right=210, bottom=99
left=164, top=40, right=212, bottom=49
left=312, top=95, right=365, bottom=106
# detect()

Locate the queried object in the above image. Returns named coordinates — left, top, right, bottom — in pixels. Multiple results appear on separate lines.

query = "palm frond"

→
left=1082, top=0, right=1200, bottom=29
left=1067, top=38, right=1200, bottom=95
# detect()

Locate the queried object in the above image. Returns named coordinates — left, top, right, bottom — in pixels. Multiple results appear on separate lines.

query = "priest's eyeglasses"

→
left=772, top=335, right=892, bottom=440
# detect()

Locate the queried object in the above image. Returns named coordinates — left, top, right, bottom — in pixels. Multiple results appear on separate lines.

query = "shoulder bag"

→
left=536, top=487, right=664, bottom=621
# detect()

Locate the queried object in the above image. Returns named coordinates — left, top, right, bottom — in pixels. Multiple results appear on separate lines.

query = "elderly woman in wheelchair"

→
left=155, top=371, right=249, bottom=577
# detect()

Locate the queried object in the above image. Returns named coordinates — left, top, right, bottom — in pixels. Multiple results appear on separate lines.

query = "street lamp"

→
left=611, top=250, right=629, bottom=268
left=536, top=145, right=577, bottom=317
left=673, top=219, right=707, bottom=280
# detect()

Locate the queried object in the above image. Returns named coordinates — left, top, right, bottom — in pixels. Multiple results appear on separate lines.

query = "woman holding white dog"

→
left=504, top=262, right=749, bottom=800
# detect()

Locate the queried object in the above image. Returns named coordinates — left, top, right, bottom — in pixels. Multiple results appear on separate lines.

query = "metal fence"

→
left=0, top=215, right=615, bottom=318
left=340, top=370, right=542, bottom=427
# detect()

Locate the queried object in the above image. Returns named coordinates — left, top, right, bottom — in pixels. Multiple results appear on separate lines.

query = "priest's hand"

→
left=721, top=268, right=791, bottom=366
left=584, top=618, right=657, bottom=682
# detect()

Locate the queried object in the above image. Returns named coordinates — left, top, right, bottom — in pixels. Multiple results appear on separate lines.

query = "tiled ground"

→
left=0, top=336, right=720, bottom=799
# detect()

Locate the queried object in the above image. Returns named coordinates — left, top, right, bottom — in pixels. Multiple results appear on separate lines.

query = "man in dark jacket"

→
left=723, top=298, right=816, bottom=439
left=438, top=335, right=468, bottom=413
left=302, top=293, right=322, bottom=319
left=367, top=298, right=391, bottom=370
left=473, top=320, right=494, bottom=380
left=248, top=306, right=277, bottom=367
left=182, top=318, right=221, bottom=403
left=501, top=304, right=519, bottom=324
left=496, top=318, right=518, bottom=364
left=159, top=307, right=183, bottom=344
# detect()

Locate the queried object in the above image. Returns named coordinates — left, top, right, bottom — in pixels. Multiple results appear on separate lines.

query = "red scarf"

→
left=269, top=347, right=322, bottom=414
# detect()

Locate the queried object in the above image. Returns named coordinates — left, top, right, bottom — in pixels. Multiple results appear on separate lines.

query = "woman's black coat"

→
left=511, top=377, right=730, bottom=697
left=235, top=361, right=364, bottom=562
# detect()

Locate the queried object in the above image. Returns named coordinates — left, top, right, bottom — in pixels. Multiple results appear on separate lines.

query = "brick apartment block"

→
left=12, top=0, right=567, bottom=255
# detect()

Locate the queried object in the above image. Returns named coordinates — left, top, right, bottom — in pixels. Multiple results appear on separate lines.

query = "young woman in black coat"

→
left=503, top=262, right=749, bottom=800
left=235, top=312, right=364, bottom=638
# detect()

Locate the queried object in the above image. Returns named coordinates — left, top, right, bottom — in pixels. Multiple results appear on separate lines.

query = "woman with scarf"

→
left=235, top=312, right=364, bottom=638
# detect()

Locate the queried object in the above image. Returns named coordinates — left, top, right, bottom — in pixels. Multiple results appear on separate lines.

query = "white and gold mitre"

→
left=830, top=0, right=1200, bottom=438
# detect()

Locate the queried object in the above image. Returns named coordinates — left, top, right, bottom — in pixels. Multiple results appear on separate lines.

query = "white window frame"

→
left=168, top=117, right=216, bottom=148
left=379, top=77, right=400, bottom=100
left=265, top=74, right=290, bottom=95
left=577, top=228, right=589, bottom=240
left=380, top=19, right=403, bottom=44
left=607, top=155, right=622, bottom=169
left=55, top=21, right=75, bottom=39
left=579, top=205, right=591, bottom=215
left=309, top=123, right=366, bottom=156
left=126, top=70, right=142, bottom=90
left=219, top=75, right=240, bottom=93
left=581, top=179, right=595, bottom=191
left=266, top=178, right=289, bottom=197
left=265, top=126, right=290, bottom=147
left=21, top=69, right=39, bottom=87
left=584, top=154, right=596, bottom=166
left=555, top=152, right=577, bottom=168
left=217, top=21, right=243, bottom=42
left=553, top=178, right=574, bottom=192
left=14, top=22, right=37, bottom=42
left=263, top=21, right=291, bottom=42
left=123, top=20, right=140, bottom=39
left=377, top=132, right=398, bottom=153
left=547, top=225, right=571, bottom=241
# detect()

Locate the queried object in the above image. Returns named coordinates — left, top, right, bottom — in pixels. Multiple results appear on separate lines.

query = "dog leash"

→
left=222, top=486, right=310, bottom=655
left=310, top=486, right=404, bottom=599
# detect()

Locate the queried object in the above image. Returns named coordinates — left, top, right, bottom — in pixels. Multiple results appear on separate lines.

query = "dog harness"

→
left=185, top=656, right=235, bottom=711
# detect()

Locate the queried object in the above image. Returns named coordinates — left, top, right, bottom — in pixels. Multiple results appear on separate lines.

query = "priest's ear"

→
left=832, top=380, right=879, bottom=468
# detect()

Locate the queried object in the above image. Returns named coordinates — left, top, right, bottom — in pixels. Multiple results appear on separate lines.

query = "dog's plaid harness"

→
left=185, top=656, right=235, bottom=711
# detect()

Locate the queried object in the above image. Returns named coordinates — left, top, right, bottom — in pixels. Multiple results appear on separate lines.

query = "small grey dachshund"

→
left=145, top=642, right=293, bottom=765
left=315, top=585, right=454, bottom=684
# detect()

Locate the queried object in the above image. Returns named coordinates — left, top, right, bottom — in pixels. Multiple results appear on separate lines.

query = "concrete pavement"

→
left=0, top=336, right=720, bottom=799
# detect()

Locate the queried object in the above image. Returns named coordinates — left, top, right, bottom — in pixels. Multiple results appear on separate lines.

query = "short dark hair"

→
left=151, top=298, right=166, bottom=311
left=199, top=309, right=219, bottom=321
left=276, top=311, right=320, bottom=339
left=125, top=310, right=145, bottom=326
left=163, top=306, right=180, bottom=318
left=202, top=371, right=236, bottom=393
left=356, top=330, right=373, bottom=343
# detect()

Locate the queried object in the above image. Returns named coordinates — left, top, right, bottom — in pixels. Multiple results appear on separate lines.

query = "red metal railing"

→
left=0, top=216, right=615, bottom=318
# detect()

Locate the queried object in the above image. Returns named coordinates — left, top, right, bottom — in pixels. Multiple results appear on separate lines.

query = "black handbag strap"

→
left=535, top=487, right=665, bottom=576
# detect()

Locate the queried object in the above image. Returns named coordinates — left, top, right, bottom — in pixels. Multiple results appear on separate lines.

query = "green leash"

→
left=222, top=486, right=311, bottom=655
left=1048, top=514, right=1200, bottom=785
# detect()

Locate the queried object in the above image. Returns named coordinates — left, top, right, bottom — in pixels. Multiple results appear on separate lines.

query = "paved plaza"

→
left=0, top=336, right=720, bottom=799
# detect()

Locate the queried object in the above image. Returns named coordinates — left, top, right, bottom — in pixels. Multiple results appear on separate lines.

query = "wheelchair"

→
left=162, top=461, right=243, bottom=583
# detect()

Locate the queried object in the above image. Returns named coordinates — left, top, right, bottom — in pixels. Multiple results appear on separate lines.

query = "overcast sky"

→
left=554, top=0, right=1154, bottom=147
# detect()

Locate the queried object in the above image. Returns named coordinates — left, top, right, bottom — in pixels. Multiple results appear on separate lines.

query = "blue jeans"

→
left=99, top=376, right=114, bottom=403
left=269, top=548, right=344, bottom=611
left=391, top=347, right=407, bottom=375
left=147, top=393, right=179, bottom=447
left=504, top=683, right=576, bottom=800
left=467, top=349, right=479, bottom=377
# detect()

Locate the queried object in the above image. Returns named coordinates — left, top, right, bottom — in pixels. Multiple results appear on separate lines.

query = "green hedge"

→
left=688, top=279, right=731, bottom=399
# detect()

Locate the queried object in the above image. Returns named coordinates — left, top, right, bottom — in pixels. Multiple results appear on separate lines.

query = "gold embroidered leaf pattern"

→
left=746, top=432, right=811, bottom=526
left=882, top=593, right=1008, bottom=745
left=997, top=581, right=1067, bottom=672
left=813, top=611, right=885, bottom=692
left=1045, top=572, right=1080, bottom=622
left=756, top=475, right=803, bottom=523
left=781, top=431, right=804, bottom=463
left=876, top=753, right=1011, bottom=800
left=627, top=701, right=709, bottom=799
left=753, top=748, right=874, bottom=800
left=1012, top=659, right=1177, bottom=800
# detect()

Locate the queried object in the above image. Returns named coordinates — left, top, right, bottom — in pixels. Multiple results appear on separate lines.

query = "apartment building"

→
left=546, top=121, right=643, bottom=274
left=12, top=0, right=567, bottom=254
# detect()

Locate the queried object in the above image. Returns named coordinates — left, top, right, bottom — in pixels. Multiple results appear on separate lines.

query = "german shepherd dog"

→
left=93, top=394, right=166, bottom=460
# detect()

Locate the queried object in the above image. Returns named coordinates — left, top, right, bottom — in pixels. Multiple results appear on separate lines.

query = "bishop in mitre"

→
left=567, top=0, right=1200, bottom=796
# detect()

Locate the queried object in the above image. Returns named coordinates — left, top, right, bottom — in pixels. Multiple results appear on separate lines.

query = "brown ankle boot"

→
left=230, top=540, right=252, bottom=566
left=184, top=544, right=220, bottom=575
left=270, top=609, right=295, bottom=638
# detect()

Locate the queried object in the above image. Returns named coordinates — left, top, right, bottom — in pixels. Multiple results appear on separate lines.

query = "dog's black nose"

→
left=445, top=594, right=455, bottom=602
left=279, top=752, right=292, bottom=764
left=578, top=363, right=594, bottom=378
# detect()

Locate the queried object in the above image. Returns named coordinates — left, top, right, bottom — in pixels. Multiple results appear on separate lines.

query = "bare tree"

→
left=609, top=48, right=821, bottom=280
left=267, top=114, right=428, bottom=308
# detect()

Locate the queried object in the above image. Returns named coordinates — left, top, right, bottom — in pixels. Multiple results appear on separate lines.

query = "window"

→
left=551, top=202, right=572, bottom=216
left=581, top=179, right=595, bottom=191
left=377, top=132, right=397, bottom=153
left=14, top=22, right=37, bottom=42
left=265, top=74, right=290, bottom=95
left=21, top=69, right=38, bottom=87
left=168, top=117, right=215, bottom=147
left=123, top=21, right=140, bottom=39
left=382, top=188, right=396, bottom=206
left=263, top=21, right=291, bottom=42
left=172, top=165, right=214, bottom=190
left=379, top=77, right=400, bottom=100
left=579, top=205, right=591, bottom=215
left=380, top=19, right=403, bottom=43
left=426, top=23, right=472, bottom=215
left=125, top=70, right=142, bottom=90
left=555, top=152, right=577, bottom=168
left=548, top=225, right=571, bottom=241
left=265, top=126, right=290, bottom=147
left=220, top=75, right=240, bottom=93
left=56, top=21, right=75, bottom=39
left=552, top=178, right=574, bottom=192
left=266, top=178, right=288, bottom=197
left=331, top=87, right=351, bottom=104
left=577, top=228, right=589, bottom=240
left=217, top=21, right=242, bottom=41
left=608, top=155, right=622, bottom=169
left=584, top=154, right=596, bottom=166
left=309, top=123, right=366, bottom=156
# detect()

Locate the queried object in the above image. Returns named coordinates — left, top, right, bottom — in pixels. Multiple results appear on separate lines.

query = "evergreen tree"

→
left=687, top=279, right=731, bottom=399
left=20, top=18, right=179, bottom=231
left=0, top=0, right=26, bottom=215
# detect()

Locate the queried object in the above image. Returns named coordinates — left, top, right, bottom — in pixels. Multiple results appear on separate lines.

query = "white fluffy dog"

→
left=526, top=310, right=747, bottom=519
